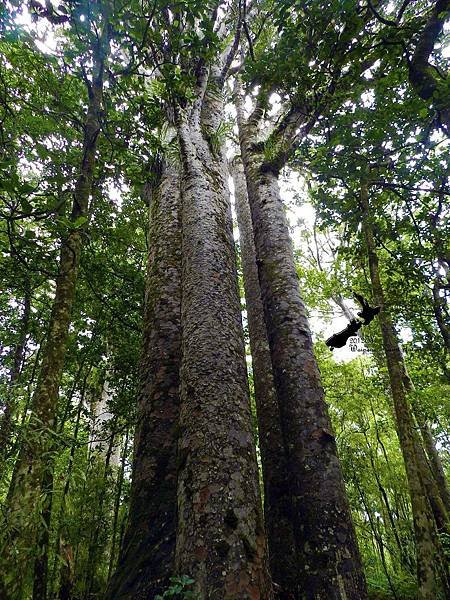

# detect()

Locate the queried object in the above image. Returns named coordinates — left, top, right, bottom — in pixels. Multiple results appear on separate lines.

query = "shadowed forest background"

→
left=0, top=1, right=449, bottom=599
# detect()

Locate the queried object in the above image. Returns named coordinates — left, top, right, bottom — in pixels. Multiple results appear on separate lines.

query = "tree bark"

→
left=105, top=161, right=182, bottom=599
left=32, top=459, right=54, bottom=600
left=360, top=178, right=447, bottom=600
left=107, top=428, right=129, bottom=582
left=0, top=14, right=108, bottom=597
left=84, top=427, right=117, bottom=599
left=50, top=373, right=87, bottom=599
left=411, top=427, right=449, bottom=536
left=0, top=281, right=31, bottom=460
left=174, top=76, right=272, bottom=598
left=416, top=412, right=450, bottom=514
left=408, top=0, right=450, bottom=134
left=236, top=89, right=367, bottom=599
left=431, top=260, right=450, bottom=380
left=337, top=279, right=450, bottom=529
left=231, top=157, right=298, bottom=598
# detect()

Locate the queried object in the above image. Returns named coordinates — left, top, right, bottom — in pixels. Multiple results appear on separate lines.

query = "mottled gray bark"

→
left=236, top=90, right=367, bottom=599
left=0, top=14, right=108, bottom=597
left=174, top=76, right=272, bottom=598
left=360, top=179, right=447, bottom=600
left=231, top=158, right=298, bottom=598
left=105, top=161, right=182, bottom=600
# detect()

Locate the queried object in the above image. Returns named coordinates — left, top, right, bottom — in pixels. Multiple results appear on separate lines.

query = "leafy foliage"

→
left=0, top=0, right=448, bottom=598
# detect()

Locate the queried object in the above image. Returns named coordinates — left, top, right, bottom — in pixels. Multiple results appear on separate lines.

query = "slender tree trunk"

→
left=0, top=282, right=31, bottom=460
left=105, top=160, right=182, bottom=599
left=432, top=269, right=450, bottom=354
left=412, top=431, right=449, bottom=535
left=107, top=428, right=129, bottom=582
left=367, top=398, right=414, bottom=573
left=415, top=411, right=450, bottom=513
left=354, top=477, right=399, bottom=600
left=58, top=541, right=74, bottom=600
left=174, top=77, right=272, bottom=598
left=85, top=427, right=116, bottom=600
left=231, top=158, right=297, bottom=598
left=236, top=89, right=367, bottom=600
left=33, top=460, right=54, bottom=600
left=340, top=286, right=450, bottom=529
left=360, top=179, right=447, bottom=600
left=50, top=374, right=88, bottom=599
left=0, top=19, right=108, bottom=597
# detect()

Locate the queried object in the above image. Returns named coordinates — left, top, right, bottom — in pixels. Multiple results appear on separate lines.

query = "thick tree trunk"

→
left=174, top=81, right=272, bottom=599
left=105, top=161, right=182, bottom=599
left=0, top=24, right=107, bottom=598
left=360, top=179, right=446, bottom=600
left=236, top=94, right=367, bottom=599
left=231, top=158, right=298, bottom=598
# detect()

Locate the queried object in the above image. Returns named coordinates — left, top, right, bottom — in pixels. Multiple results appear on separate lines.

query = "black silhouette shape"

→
left=326, top=293, right=380, bottom=350
left=353, top=292, right=381, bottom=325
left=326, top=319, right=362, bottom=350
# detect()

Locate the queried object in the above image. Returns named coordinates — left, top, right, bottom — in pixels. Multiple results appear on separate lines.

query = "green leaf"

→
left=73, top=215, right=88, bottom=228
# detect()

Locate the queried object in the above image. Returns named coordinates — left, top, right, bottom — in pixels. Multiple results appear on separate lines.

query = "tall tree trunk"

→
left=431, top=259, right=450, bottom=381
left=412, top=429, right=449, bottom=536
left=0, top=17, right=108, bottom=597
left=84, top=427, right=116, bottom=600
left=339, top=284, right=450, bottom=527
left=107, top=428, right=129, bottom=582
left=360, top=179, right=447, bottom=600
left=236, top=90, right=367, bottom=599
left=105, top=160, right=182, bottom=599
left=32, top=459, right=54, bottom=600
left=0, top=281, right=31, bottom=460
left=354, top=477, right=399, bottom=600
left=367, top=396, right=415, bottom=573
left=174, top=76, right=272, bottom=598
left=50, top=373, right=88, bottom=599
left=415, top=408, right=450, bottom=513
left=231, top=158, right=297, bottom=598
left=432, top=267, right=450, bottom=354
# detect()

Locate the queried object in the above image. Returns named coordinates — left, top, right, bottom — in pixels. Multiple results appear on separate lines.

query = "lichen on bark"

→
left=231, top=157, right=298, bottom=599
left=174, top=77, right=272, bottom=599
left=235, top=85, right=367, bottom=600
left=105, top=161, right=182, bottom=599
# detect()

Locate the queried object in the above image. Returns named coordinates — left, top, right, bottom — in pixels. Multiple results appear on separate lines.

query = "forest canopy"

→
left=0, top=1, right=449, bottom=599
